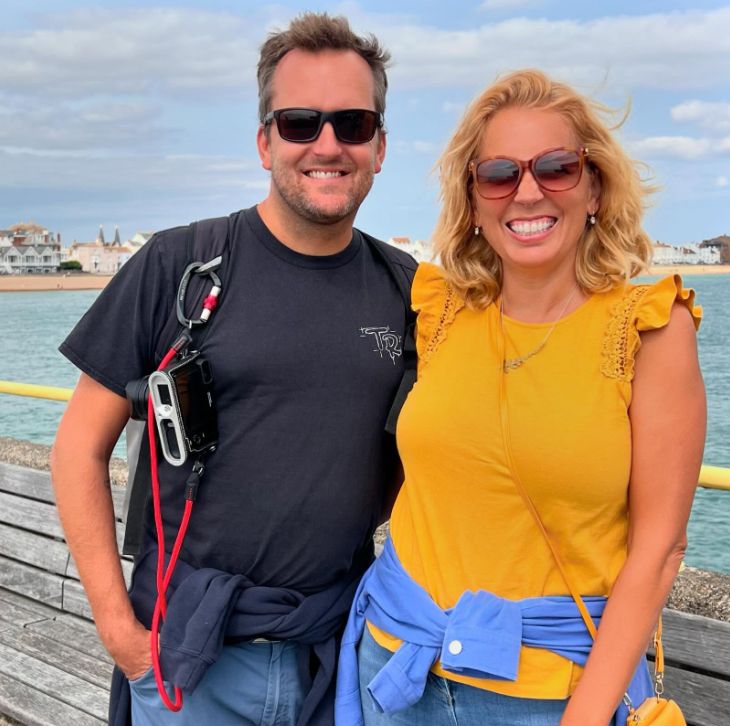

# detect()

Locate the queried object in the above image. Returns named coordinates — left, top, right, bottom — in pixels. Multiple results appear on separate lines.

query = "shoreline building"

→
left=127, top=231, right=154, bottom=253
left=652, top=241, right=720, bottom=266
left=68, top=225, right=154, bottom=274
left=386, top=236, right=433, bottom=263
left=0, top=222, right=64, bottom=274
left=69, top=225, right=133, bottom=274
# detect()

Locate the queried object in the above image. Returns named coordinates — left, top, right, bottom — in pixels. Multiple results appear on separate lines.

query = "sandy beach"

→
left=647, top=264, right=730, bottom=276
left=0, top=273, right=112, bottom=292
left=0, top=265, right=727, bottom=292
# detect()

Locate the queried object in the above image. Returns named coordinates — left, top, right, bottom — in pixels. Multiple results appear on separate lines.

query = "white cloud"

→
left=480, top=0, right=537, bottom=10
left=0, top=8, right=259, bottom=100
left=393, top=140, right=438, bottom=155
left=671, top=100, right=730, bottom=131
left=4, top=6, right=730, bottom=104
left=0, top=100, right=170, bottom=151
left=628, top=135, right=730, bottom=160
left=376, top=8, right=730, bottom=92
left=716, top=176, right=729, bottom=187
left=442, top=101, right=466, bottom=114
left=628, top=136, right=712, bottom=160
left=0, top=147, right=264, bottom=192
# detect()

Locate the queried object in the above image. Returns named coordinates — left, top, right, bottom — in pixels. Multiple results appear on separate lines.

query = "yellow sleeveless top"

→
left=370, top=263, right=701, bottom=699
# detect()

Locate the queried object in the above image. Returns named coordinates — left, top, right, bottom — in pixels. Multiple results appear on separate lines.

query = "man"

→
left=51, top=13, right=415, bottom=726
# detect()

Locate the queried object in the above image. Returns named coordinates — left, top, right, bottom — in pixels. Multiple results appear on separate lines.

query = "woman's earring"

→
left=474, top=226, right=481, bottom=236
left=588, top=212, right=597, bottom=226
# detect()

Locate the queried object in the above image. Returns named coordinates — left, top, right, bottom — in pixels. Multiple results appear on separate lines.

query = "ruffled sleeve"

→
left=601, top=275, right=702, bottom=382
left=411, top=262, right=465, bottom=368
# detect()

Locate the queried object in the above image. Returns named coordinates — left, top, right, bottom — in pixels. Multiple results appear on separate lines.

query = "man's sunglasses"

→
left=263, top=108, right=384, bottom=144
left=469, top=148, right=588, bottom=200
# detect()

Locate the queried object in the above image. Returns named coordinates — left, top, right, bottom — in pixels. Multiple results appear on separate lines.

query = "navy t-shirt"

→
left=60, top=207, right=416, bottom=593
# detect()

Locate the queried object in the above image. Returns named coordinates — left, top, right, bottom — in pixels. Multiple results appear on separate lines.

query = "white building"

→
left=127, top=231, right=154, bottom=252
left=68, top=225, right=135, bottom=273
left=652, top=241, right=720, bottom=265
left=386, top=236, right=433, bottom=263
left=0, top=222, right=63, bottom=273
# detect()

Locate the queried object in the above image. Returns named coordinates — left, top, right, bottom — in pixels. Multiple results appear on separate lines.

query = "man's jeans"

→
left=130, top=640, right=310, bottom=725
left=357, top=628, right=568, bottom=726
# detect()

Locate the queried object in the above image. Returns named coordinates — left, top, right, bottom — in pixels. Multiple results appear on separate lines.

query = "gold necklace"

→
left=500, top=286, right=579, bottom=373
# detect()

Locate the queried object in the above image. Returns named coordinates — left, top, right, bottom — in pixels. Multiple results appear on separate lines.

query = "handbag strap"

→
left=497, top=369, right=664, bottom=694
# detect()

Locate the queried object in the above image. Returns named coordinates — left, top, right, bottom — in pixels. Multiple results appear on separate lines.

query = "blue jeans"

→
left=357, top=628, right=568, bottom=726
left=130, top=640, right=310, bottom=725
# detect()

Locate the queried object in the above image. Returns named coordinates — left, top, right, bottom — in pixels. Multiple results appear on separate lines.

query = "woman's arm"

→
left=559, top=303, right=706, bottom=726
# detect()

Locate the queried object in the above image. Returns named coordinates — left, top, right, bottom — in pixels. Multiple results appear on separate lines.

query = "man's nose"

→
left=310, top=120, right=342, bottom=155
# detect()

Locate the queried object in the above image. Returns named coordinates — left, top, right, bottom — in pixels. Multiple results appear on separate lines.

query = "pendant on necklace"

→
left=502, top=340, right=547, bottom=373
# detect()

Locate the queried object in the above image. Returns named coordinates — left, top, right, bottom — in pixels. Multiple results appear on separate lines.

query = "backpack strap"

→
left=154, top=215, right=233, bottom=361
left=123, top=213, right=233, bottom=556
left=362, top=234, right=417, bottom=435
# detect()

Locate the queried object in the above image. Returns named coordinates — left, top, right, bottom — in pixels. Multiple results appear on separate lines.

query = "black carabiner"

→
left=176, top=257, right=223, bottom=328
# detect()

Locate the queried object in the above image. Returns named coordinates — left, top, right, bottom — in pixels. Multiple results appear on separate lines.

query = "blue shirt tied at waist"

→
left=336, top=538, right=652, bottom=726
left=109, top=541, right=372, bottom=726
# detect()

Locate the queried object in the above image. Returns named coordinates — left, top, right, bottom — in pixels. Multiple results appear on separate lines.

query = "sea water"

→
left=0, top=275, right=728, bottom=572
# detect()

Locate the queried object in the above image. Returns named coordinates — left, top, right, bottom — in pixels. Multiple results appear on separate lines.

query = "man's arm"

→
left=51, top=372, right=151, bottom=679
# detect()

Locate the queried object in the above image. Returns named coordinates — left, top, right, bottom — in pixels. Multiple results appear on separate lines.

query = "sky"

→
left=2, top=0, right=730, bottom=247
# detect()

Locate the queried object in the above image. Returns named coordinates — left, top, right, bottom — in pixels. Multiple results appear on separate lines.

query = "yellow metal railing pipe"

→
left=1, top=379, right=729, bottom=490
left=698, top=465, right=730, bottom=492
left=0, top=380, right=73, bottom=402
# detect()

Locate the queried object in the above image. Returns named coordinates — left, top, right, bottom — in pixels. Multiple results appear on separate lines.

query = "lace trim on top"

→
left=601, top=285, right=651, bottom=382
left=421, top=283, right=462, bottom=365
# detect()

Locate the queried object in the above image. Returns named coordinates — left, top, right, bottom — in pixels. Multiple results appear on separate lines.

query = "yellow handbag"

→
left=627, top=697, right=685, bottom=725
left=624, top=621, right=686, bottom=725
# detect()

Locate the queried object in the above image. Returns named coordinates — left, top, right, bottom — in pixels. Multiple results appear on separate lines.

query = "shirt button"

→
left=448, top=640, right=463, bottom=655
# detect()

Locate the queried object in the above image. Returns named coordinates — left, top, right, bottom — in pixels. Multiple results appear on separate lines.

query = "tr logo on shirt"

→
left=360, top=326, right=402, bottom=365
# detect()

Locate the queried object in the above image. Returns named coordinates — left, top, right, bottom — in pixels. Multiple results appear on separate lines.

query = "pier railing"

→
left=2, top=378, right=730, bottom=492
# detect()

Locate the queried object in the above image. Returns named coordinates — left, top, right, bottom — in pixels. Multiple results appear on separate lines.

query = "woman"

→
left=335, top=69, right=705, bottom=726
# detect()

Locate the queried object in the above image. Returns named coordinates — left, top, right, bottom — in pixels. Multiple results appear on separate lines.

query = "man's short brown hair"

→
left=257, top=12, right=390, bottom=122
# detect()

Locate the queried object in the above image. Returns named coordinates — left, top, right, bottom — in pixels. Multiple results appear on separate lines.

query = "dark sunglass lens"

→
left=334, top=110, right=378, bottom=143
left=534, top=150, right=581, bottom=190
left=277, top=110, right=321, bottom=142
left=475, top=159, right=520, bottom=197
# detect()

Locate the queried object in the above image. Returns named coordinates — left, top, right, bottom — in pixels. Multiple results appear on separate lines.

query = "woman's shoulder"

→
left=600, top=275, right=701, bottom=382
left=626, top=274, right=701, bottom=332
left=411, top=263, right=466, bottom=365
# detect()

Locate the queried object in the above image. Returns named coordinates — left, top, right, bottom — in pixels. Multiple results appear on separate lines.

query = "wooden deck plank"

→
left=0, top=558, right=63, bottom=608
left=663, top=663, right=730, bottom=726
left=0, top=523, right=69, bottom=576
left=61, top=580, right=93, bottom=621
left=0, top=590, right=59, bottom=627
left=0, top=463, right=54, bottom=504
left=27, top=614, right=112, bottom=664
left=0, top=493, right=63, bottom=539
left=0, top=642, right=108, bottom=720
left=662, top=609, right=730, bottom=677
left=0, top=673, right=104, bottom=726
left=0, top=461, right=127, bottom=519
left=0, top=624, right=112, bottom=689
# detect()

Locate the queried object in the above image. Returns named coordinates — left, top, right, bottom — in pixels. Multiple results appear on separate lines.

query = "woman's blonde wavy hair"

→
left=433, top=69, right=654, bottom=309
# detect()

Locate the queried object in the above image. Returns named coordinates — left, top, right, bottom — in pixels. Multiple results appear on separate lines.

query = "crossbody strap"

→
left=497, top=371, right=598, bottom=637
left=497, top=365, right=664, bottom=690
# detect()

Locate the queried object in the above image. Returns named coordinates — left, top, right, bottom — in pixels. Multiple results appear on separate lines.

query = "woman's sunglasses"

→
left=469, top=147, right=588, bottom=200
left=263, top=108, right=384, bottom=144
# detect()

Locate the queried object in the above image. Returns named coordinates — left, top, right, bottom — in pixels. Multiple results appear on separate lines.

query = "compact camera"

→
left=126, top=351, right=218, bottom=466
